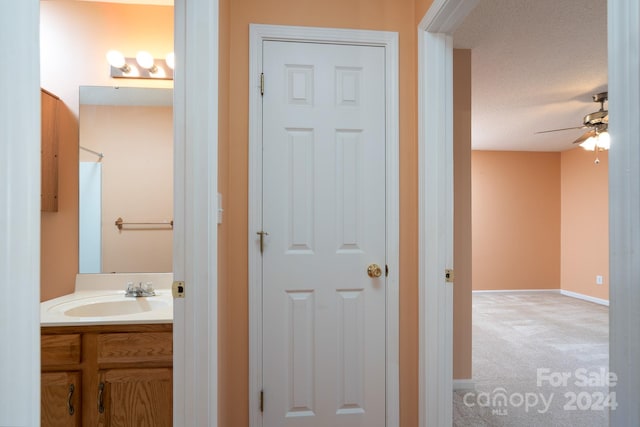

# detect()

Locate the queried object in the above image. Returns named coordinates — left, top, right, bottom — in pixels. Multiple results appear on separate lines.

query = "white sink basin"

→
left=40, top=273, right=174, bottom=326
left=62, top=298, right=170, bottom=317
left=42, top=290, right=173, bottom=325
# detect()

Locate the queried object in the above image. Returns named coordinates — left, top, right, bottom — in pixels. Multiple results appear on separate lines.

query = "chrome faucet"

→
left=125, top=281, right=156, bottom=297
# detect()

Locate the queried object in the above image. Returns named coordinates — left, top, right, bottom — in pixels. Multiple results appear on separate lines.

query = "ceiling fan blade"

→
left=572, top=129, right=596, bottom=145
left=535, top=125, right=586, bottom=134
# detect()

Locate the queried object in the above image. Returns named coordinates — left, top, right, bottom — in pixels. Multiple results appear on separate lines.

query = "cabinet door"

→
left=98, top=368, right=172, bottom=427
left=41, top=371, right=81, bottom=427
left=41, top=89, right=59, bottom=212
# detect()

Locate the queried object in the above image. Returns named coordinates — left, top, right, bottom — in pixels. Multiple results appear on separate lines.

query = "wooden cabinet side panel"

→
left=41, top=89, right=59, bottom=212
left=41, top=371, right=82, bottom=427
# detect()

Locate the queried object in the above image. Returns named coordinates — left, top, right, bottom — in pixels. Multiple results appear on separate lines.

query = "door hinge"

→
left=445, top=269, right=455, bottom=283
left=257, top=231, right=269, bottom=254
left=385, top=264, right=389, bottom=277
left=172, top=281, right=185, bottom=298
left=260, top=390, right=264, bottom=412
left=260, top=73, right=264, bottom=96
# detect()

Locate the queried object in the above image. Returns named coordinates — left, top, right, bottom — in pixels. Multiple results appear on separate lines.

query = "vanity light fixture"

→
left=106, top=49, right=174, bottom=80
left=106, top=50, right=130, bottom=73
left=165, top=52, right=175, bottom=70
left=136, top=51, right=158, bottom=73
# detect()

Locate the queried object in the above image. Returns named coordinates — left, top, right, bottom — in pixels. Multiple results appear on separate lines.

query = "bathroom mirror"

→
left=79, top=86, right=173, bottom=273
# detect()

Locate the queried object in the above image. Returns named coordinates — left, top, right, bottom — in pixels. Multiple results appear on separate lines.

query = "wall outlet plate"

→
left=596, top=275, right=604, bottom=285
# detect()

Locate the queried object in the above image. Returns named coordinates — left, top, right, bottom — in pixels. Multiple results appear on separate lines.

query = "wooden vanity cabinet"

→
left=41, top=324, right=172, bottom=427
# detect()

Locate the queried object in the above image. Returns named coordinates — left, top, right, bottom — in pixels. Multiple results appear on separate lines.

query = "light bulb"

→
left=165, top=52, right=175, bottom=70
left=597, top=131, right=610, bottom=150
left=136, top=51, right=157, bottom=72
left=580, top=136, right=597, bottom=151
left=106, top=50, right=129, bottom=72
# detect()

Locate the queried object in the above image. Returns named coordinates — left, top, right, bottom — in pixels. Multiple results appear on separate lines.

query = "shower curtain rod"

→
left=80, top=145, right=104, bottom=159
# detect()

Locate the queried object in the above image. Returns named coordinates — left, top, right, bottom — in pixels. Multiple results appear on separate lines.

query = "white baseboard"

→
left=471, top=288, right=609, bottom=306
left=472, top=289, right=560, bottom=294
left=453, top=379, right=475, bottom=390
left=560, top=289, right=609, bottom=307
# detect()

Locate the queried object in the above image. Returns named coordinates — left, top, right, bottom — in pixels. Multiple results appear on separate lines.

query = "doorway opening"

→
left=451, top=1, right=610, bottom=424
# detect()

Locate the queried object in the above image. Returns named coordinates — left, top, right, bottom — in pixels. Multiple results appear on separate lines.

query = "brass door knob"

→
left=367, top=264, right=382, bottom=278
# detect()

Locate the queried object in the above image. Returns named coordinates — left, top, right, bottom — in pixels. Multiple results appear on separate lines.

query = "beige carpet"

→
left=454, top=292, right=610, bottom=427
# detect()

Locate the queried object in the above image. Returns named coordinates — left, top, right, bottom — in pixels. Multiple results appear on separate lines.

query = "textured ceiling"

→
left=453, top=0, right=607, bottom=151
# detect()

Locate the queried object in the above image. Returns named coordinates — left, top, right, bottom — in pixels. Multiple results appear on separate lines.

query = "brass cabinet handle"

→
left=97, top=382, right=105, bottom=414
left=367, top=263, right=382, bottom=278
left=67, top=384, right=75, bottom=416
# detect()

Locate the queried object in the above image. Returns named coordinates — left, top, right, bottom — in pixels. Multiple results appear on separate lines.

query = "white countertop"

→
left=41, top=273, right=173, bottom=327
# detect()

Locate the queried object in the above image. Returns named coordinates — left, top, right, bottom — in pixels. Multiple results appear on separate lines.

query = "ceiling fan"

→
left=536, top=92, right=609, bottom=152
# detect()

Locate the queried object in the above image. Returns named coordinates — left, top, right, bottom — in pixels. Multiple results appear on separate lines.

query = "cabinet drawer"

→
left=41, top=334, right=81, bottom=366
left=97, top=332, right=172, bottom=365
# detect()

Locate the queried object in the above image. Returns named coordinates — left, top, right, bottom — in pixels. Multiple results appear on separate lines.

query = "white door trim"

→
left=608, top=1, right=640, bottom=425
left=0, top=2, right=40, bottom=426
left=172, top=0, right=219, bottom=425
left=417, top=1, right=478, bottom=426
left=248, top=23, right=399, bottom=427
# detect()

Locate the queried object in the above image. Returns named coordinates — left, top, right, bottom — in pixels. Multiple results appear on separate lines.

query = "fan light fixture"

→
left=106, top=50, right=174, bottom=80
left=535, top=91, right=610, bottom=159
left=576, top=92, right=610, bottom=153
left=580, top=129, right=610, bottom=151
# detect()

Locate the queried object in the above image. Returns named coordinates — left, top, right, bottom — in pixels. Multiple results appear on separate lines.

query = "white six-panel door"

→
left=261, top=40, right=387, bottom=427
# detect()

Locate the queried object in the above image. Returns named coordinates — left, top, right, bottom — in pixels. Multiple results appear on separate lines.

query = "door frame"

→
left=417, top=1, right=479, bottom=425
left=605, top=2, right=640, bottom=425
left=0, top=2, right=40, bottom=425
left=418, top=0, right=640, bottom=426
left=248, top=24, right=400, bottom=427
left=172, top=0, right=220, bottom=425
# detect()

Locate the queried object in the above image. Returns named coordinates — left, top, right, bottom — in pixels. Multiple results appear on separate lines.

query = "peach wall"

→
left=40, top=2, right=173, bottom=300
left=415, top=0, right=433, bottom=22
left=453, top=49, right=472, bottom=380
left=218, top=0, right=429, bottom=425
left=79, top=105, right=173, bottom=273
left=472, top=151, right=561, bottom=290
left=217, top=1, right=231, bottom=426
left=560, top=148, right=609, bottom=300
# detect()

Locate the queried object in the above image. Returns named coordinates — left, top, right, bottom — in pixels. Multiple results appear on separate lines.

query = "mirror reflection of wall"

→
left=79, top=86, right=173, bottom=273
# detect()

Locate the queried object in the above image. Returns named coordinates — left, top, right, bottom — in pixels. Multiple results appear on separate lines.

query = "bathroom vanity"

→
left=41, top=323, right=172, bottom=427
left=40, top=274, right=173, bottom=427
